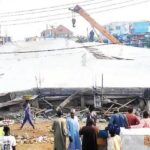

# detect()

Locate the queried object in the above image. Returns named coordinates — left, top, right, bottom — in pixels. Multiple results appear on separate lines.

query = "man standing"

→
left=20, top=96, right=35, bottom=129
left=126, top=107, right=140, bottom=127
left=86, top=105, right=97, bottom=126
left=109, top=107, right=127, bottom=128
left=52, top=110, right=67, bottom=150
left=80, top=119, right=99, bottom=150
left=67, top=109, right=81, bottom=150
left=0, top=126, right=16, bottom=150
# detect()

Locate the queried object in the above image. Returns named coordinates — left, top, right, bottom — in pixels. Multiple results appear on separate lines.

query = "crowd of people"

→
left=0, top=95, right=150, bottom=150
left=51, top=106, right=150, bottom=150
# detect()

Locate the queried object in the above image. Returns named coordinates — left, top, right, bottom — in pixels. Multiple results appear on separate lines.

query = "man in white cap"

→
left=67, top=109, right=81, bottom=150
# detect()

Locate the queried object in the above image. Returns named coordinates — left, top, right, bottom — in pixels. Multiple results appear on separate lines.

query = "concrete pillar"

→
left=81, top=96, right=85, bottom=109
left=147, top=100, right=150, bottom=112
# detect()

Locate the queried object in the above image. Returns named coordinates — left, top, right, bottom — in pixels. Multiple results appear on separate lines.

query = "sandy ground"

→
left=9, top=120, right=53, bottom=150
left=8, top=119, right=107, bottom=150
left=17, top=144, right=51, bottom=150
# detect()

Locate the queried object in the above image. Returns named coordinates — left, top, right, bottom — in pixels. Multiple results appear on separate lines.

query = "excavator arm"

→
left=70, top=5, right=121, bottom=44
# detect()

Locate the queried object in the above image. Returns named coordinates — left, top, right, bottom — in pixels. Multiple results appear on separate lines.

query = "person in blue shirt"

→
left=67, top=109, right=81, bottom=150
left=109, top=107, right=128, bottom=129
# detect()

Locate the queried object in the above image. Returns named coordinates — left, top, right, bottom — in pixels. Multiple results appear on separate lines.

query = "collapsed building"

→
left=0, top=38, right=150, bottom=117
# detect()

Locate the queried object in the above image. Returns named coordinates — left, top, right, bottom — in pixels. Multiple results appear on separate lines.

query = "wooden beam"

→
left=41, top=98, right=53, bottom=107
left=118, top=98, right=136, bottom=110
left=110, top=100, right=128, bottom=108
left=56, top=91, right=83, bottom=110
left=105, top=104, right=114, bottom=114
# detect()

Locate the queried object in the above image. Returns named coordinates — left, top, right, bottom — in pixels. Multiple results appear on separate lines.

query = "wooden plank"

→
left=41, top=98, right=53, bottom=107
left=55, top=90, right=89, bottom=111
left=118, top=98, right=136, bottom=110
left=105, top=104, right=114, bottom=114
left=56, top=91, right=79, bottom=110
left=109, top=100, right=128, bottom=108
left=35, top=108, right=47, bottom=115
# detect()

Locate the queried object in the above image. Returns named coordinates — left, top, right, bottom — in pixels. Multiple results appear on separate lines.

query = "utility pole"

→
left=101, top=73, right=104, bottom=101
left=86, top=27, right=89, bottom=41
left=0, top=25, right=1, bottom=35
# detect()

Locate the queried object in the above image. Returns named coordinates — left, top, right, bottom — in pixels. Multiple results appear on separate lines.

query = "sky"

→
left=0, top=0, right=150, bottom=40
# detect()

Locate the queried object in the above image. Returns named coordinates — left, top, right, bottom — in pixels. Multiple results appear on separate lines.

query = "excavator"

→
left=69, top=5, right=121, bottom=44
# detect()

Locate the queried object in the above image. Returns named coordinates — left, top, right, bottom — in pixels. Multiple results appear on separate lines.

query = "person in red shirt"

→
left=126, top=107, right=140, bottom=127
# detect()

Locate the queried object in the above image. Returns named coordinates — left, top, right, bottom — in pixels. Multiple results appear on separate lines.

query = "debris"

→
left=41, top=98, right=53, bottom=108
left=118, top=98, right=137, bottom=110
left=0, top=95, right=38, bottom=109
left=0, top=119, right=15, bottom=126
left=56, top=91, right=79, bottom=110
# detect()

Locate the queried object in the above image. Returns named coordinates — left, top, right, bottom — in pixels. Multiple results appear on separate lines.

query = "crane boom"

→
left=70, top=5, right=121, bottom=44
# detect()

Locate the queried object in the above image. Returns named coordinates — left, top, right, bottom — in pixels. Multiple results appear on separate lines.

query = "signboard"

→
left=144, top=135, right=150, bottom=146
left=121, top=128, right=150, bottom=150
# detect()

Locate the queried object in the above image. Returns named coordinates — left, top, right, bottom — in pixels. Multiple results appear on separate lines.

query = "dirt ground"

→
left=10, top=120, right=53, bottom=150
left=9, top=119, right=107, bottom=150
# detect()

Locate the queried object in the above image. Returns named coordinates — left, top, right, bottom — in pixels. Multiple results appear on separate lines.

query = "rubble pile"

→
left=15, top=134, right=53, bottom=144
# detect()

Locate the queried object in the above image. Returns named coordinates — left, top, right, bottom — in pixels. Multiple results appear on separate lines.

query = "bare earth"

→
left=10, top=121, right=53, bottom=150
left=9, top=120, right=107, bottom=150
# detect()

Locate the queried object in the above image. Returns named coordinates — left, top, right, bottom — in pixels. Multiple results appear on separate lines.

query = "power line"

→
left=0, top=0, right=149, bottom=26
left=0, top=43, right=108, bottom=55
left=1, top=0, right=148, bottom=24
left=90, top=0, right=150, bottom=14
left=0, top=0, right=136, bottom=23
left=0, top=0, right=116, bottom=18
left=0, top=0, right=110, bottom=16
left=1, top=0, right=143, bottom=19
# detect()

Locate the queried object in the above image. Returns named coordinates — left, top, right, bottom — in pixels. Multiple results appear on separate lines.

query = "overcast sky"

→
left=0, top=0, right=149, bottom=40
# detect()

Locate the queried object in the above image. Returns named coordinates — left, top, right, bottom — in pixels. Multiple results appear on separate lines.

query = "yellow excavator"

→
left=69, top=5, right=121, bottom=44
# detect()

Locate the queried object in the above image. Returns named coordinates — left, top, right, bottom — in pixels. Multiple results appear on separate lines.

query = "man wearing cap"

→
left=20, top=96, right=35, bottom=129
left=67, top=109, right=81, bottom=150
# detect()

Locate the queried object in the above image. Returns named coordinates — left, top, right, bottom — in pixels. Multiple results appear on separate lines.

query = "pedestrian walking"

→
left=20, top=95, right=35, bottom=129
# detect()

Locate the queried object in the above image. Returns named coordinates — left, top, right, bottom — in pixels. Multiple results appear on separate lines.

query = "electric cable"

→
left=0, top=0, right=149, bottom=26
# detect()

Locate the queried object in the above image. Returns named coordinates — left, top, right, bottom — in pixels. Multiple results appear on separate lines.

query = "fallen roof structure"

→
left=0, top=38, right=150, bottom=94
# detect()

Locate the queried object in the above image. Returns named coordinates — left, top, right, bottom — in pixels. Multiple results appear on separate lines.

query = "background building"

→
left=41, top=25, right=73, bottom=38
left=105, top=21, right=150, bottom=47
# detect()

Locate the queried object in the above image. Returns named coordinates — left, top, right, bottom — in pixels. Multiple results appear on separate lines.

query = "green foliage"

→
left=76, top=36, right=88, bottom=43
